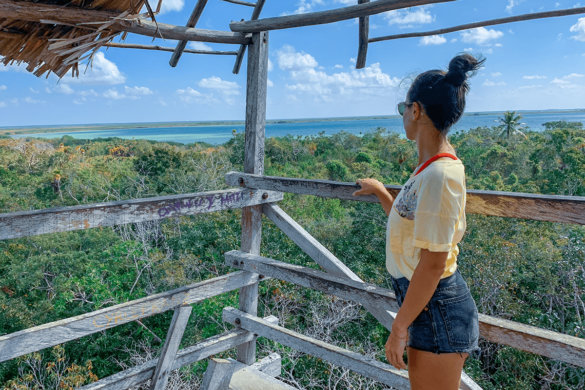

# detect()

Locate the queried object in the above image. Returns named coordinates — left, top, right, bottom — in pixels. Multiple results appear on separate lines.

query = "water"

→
left=7, top=111, right=585, bottom=145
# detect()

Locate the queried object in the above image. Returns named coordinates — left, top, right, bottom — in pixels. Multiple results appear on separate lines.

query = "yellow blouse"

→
left=385, top=158, right=467, bottom=280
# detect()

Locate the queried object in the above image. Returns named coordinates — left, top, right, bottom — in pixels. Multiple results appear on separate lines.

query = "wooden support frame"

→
left=0, top=188, right=283, bottom=240
left=369, top=6, right=585, bottom=43
left=0, top=0, right=249, bottom=44
left=230, top=0, right=454, bottom=32
left=0, top=271, right=264, bottom=363
left=223, top=0, right=257, bottom=7
left=105, top=42, right=238, bottom=55
left=200, top=358, right=235, bottom=390
left=237, top=30, right=269, bottom=365
left=79, top=316, right=279, bottom=390
left=232, top=0, right=267, bottom=74
left=150, top=305, right=193, bottom=390
left=223, top=307, right=411, bottom=388
left=225, top=250, right=585, bottom=369
left=226, top=172, right=585, bottom=225
left=169, top=0, right=209, bottom=67
left=356, top=0, right=370, bottom=69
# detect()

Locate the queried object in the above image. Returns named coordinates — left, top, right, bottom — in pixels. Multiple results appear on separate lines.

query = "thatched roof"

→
left=0, top=0, right=148, bottom=78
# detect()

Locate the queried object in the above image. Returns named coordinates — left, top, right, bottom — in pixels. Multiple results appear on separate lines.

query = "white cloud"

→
left=267, top=79, right=274, bottom=87
left=550, top=73, right=585, bottom=89
left=384, top=6, right=434, bottom=27
left=267, top=59, right=274, bottom=72
left=570, top=17, right=585, bottom=41
left=0, top=101, right=6, bottom=108
left=491, top=72, right=502, bottom=77
left=285, top=0, right=324, bottom=15
left=24, top=97, right=43, bottom=104
left=523, top=75, right=547, bottom=80
left=566, top=72, right=584, bottom=78
left=277, top=45, right=318, bottom=70
left=505, top=0, right=519, bottom=12
left=177, top=87, right=203, bottom=102
left=103, top=89, right=125, bottom=100
left=198, top=76, right=240, bottom=96
left=124, top=85, right=153, bottom=96
left=160, top=0, right=184, bottom=14
left=55, top=84, right=74, bottom=94
left=483, top=80, right=507, bottom=87
left=334, top=64, right=343, bottom=69
left=277, top=46, right=399, bottom=102
left=461, top=27, right=504, bottom=45
left=0, top=85, right=6, bottom=91
left=64, top=52, right=125, bottom=85
left=189, top=42, right=212, bottom=51
left=420, top=35, right=447, bottom=45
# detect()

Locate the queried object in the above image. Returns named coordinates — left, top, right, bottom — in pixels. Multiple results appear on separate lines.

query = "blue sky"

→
left=2, top=0, right=585, bottom=126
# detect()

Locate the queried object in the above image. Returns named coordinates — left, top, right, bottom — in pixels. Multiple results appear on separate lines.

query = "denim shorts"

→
left=390, top=270, right=481, bottom=358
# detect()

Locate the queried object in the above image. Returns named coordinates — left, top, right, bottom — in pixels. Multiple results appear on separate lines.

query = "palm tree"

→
left=498, top=111, right=527, bottom=139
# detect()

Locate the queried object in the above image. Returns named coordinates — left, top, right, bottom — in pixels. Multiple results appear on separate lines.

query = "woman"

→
left=353, top=54, right=483, bottom=389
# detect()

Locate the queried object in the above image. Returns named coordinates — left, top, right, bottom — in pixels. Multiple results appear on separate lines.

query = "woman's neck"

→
left=416, top=128, right=454, bottom=165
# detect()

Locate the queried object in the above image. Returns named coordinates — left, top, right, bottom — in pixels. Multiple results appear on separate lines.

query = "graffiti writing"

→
left=157, top=191, right=246, bottom=218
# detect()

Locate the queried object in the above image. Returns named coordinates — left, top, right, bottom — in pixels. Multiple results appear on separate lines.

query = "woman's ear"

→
left=412, top=102, right=423, bottom=120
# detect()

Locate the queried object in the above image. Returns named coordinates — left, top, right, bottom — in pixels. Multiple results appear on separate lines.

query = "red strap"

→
left=414, top=153, right=458, bottom=176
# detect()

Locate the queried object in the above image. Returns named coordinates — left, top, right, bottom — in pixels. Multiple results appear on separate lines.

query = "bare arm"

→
left=352, top=178, right=394, bottom=216
left=385, top=249, right=448, bottom=369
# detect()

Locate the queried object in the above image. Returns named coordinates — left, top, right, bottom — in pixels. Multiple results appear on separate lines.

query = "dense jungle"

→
left=0, top=119, right=584, bottom=389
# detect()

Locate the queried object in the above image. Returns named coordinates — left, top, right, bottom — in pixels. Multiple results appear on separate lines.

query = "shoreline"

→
left=2, top=109, right=585, bottom=136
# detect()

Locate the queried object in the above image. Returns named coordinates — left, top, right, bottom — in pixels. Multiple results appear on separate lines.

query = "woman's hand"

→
left=385, top=326, right=408, bottom=370
left=353, top=178, right=385, bottom=197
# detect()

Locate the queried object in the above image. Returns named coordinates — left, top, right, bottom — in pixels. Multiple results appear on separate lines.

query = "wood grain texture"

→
left=356, top=0, right=369, bottom=69
left=150, top=306, right=193, bottom=390
left=169, top=0, right=210, bottom=67
left=0, top=188, right=283, bottom=240
left=105, top=42, right=238, bottom=55
left=263, top=203, right=397, bottom=330
left=369, top=6, right=585, bottom=43
left=0, top=0, right=250, bottom=44
left=232, top=0, right=267, bottom=74
left=223, top=0, right=256, bottom=6
left=230, top=0, right=453, bottom=32
left=237, top=30, right=269, bottom=365
left=0, top=271, right=263, bottom=363
left=225, top=251, right=585, bottom=368
left=223, top=307, right=411, bottom=388
left=80, top=317, right=279, bottom=390
left=226, top=172, right=585, bottom=224
left=200, top=358, right=235, bottom=390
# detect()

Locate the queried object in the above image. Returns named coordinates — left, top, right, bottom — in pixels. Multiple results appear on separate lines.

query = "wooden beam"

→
left=232, top=0, right=267, bottom=75
left=226, top=251, right=585, bottom=368
left=200, top=358, right=235, bottom=390
left=369, top=6, right=585, bottom=43
left=226, top=172, right=585, bottom=225
left=105, top=42, right=238, bottom=55
left=79, top=317, right=279, bottom=390
left=0, top=188, right=283, bottom=240
left=223, top=0, right=256, bottom=6
left=150, top=306, right=193, bottom=390
left=356, top=0, right=369, bottom=69
left=230, top=0, right=454, bottom=32
left=262, top=204, right=397, bottom=330
left=223, top=307, right=411, bottom=388
left=238, top=30, right=270, bottom=365
left=169, top=0, right=209, bottom=68
left=0, top=0, right=249, bottom=44
left=0, top=271, right=264, bottom=363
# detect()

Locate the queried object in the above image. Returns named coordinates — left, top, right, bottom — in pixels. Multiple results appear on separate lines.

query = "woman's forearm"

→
left=392, top=250, right=448, bottom=332
left=375, top=187, right=394, bottom=216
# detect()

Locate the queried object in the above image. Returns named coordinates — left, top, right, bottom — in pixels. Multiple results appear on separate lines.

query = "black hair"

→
left=406, top=54, right=485, bottom=134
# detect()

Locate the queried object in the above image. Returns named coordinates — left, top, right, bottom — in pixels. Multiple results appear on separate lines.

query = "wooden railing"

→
left=1, top=174, right=584, bottom=389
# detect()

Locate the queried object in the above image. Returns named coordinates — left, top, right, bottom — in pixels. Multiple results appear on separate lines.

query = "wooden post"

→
left=356, top=0, right=369, bottom=69
left=150, top=305, right=193, bottom=390
left=238, top=30, right=269, bottom=365
left=200, top=358, right=235, bottom=390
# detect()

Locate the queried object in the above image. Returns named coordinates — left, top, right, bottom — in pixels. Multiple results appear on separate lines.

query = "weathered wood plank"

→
left=226, top=250, right=400, bottom=313
left=150, top=306, right=193, bottom=390
left=356, top=0, right=369, bottom=69
left=369, top=6, right=585, bottom=43
left=0, top=271, right=264, bottom=363
left=0, top=0, right=250, bottom=44
left=223, top=308, right=411, bottom=388
left=226, top=251, right=585, bottom=368
left=80, top=317, right=279, bottom=390
left=223, top=0, right=256, bottom=7
left=201, top=358, right=235, bottom=390
left=105, top=42, right=238, bottom=55
left=226, top=172, right=585, bottom=225
left=238, top=30, right=269, bottom=366
left=229, top=366, right=294, bottom=390
left=0, top=188, right=283, bottom=240
left=232, top=0, right=267, bottom=74
left=169, top=0, right=209, bottom=67
left=263, top=203, right=397, bottom=330
left=230, top=0, right=453, bottom=32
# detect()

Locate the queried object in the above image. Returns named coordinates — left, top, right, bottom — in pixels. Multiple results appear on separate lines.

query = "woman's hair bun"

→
left=444, top=53, right=485, bottom=86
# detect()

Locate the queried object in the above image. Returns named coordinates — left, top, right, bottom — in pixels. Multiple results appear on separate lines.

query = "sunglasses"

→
left=397, top=101, right=414, bottom=116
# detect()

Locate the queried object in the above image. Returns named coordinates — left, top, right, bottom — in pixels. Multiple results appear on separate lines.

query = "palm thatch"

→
left=0, top=0, right=150, bottom=78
